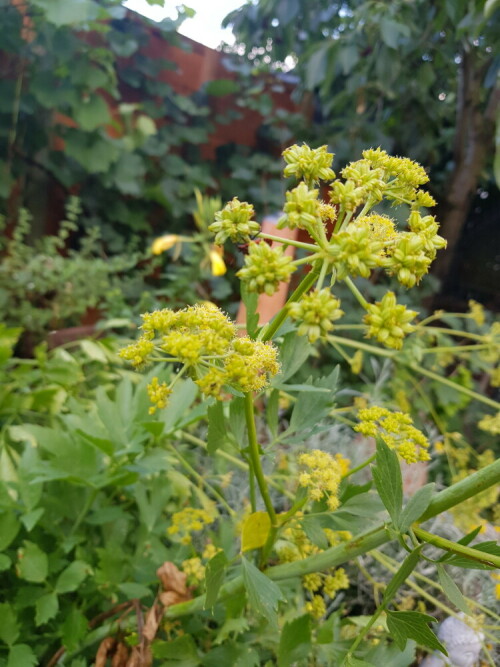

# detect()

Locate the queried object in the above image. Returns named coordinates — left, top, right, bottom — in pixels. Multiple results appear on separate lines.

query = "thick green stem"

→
left=258, top=266, right=320, bottom=341
left=244, top=392, right=277, bottom=528
left=414, top=527, right=500, bottom=568
left=421, top=457, right=500, bottom=521
left=326, top=334, right=395, bottom=358
left=164, top=457, right=500, bottom=619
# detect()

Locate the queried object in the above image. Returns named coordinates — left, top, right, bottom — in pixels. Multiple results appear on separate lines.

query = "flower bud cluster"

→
left=283, top=144, right=335, bottom=183
left=362, top=147, right=429, bottom=204
left=278, top=182, right=322, bottom=231
left=237, top=241, right=295, bottom=296
left=298, top=449, right=350, bottom=510
left=385, top=232, right=433, bottom=288
left=355, top=406, right=430, bottom=463
left=341, top=160, right=386, bottom=203
left=209, top=197, right=260, bottom=245
left=288, top=288, right=344, bottom=343
left=363, top=292, right=418, bottom=349
left=327, top=222, right=384, bottom=279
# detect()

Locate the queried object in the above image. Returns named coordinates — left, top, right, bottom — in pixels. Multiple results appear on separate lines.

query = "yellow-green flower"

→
left=237, top=242, right=295, bottom=296
left=283, top=144, right=335, bottom=183
left=363, top=292, right=418, bottom=349
left=288, top=288, right=343, bottom=343
left=209, top=198, right=260, bottom=245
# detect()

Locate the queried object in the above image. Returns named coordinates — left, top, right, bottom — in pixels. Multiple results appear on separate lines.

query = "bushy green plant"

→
left=0, top=146, right=499, bottom=666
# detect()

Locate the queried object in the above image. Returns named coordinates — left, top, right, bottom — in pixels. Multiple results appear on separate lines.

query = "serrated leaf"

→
left=214, top=617, right=249, bottom=645
left=35, top=592, right=59, bottom=626
left=0, top=512, right=20, bottom=551
left=242, top=557, right=284, bottom=626
left=437, top=564, right=471, bottom=615
left=62, top=607, right=88, bottom=652
left=274, top=332, right=311, bottom=382
left=278, top=614, right=311, bottom=666
left=386, top=611, right=447, bottom=655
left=204, top=551, right=228, bottom=610
left=397, top=483, right=435, bottom=533
left=207, top=401, right=226, bottom=455
left=241, top=512, right=271, bottom=552
left=288, top=367, right=338, bottom=433
left=372, top=438, right=402, bottom=525
left=17, top=541, right=48, bottom=583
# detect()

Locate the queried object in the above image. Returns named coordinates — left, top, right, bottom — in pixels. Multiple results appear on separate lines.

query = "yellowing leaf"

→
left=241, top=511, right=271, bottom=552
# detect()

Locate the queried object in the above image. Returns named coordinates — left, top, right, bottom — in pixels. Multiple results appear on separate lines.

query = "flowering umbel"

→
left=120, top=303, right=279, bottom=411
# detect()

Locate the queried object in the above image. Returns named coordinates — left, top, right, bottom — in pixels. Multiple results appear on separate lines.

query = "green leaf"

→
left=0, top=325, right=22, bottom=365
left=151, top=635, right=199, bottom=663
left=275, top=332, right=311, bottom=382
left=301, top=516, right=328, bottom=550
left=0, top=554, right=11, bottom=571
left=0, top=511, right=20, bottom=551
left=278, top=614, right=312, bottom=667
left=444, top=541, right=500, bottom=570
left=118, top=583, right=153, bottom=599
left=386, top=611, right=447, bottom=655
left=17, top=541, right=48, bottom=583
left=55, top=560, right=91, bottom=594
left=0, top=603, right=19, bottom=646
left=7, top=644, right=38, bottom=667
left=241, top=283, right=259, bottom=339
left=371, top=438, right=402, bottom=525
left=161, top=379, right=198, bottom=434
left=214, top=617, right=249, bottom=645
left=241, top=512, right=271, bottom=552
left=62, top=608, right=88, bottom=652
left=204, top=551, right=228, bottom=610
left=397, top=483, right=435, bottom=533
left=20, top=508, right=44, bottom=532
left=380, top=18, right=407, bottom=49
left=73, top=95, right=111, bottom=131
left=207, top=401, right=226, bottom=455
left=35, top=592, right=59, bottom=626
left=288, top=366, right=338, bottom=434
left=437, top=564, right=471, bottom=615
left=242, top=557, right=284, bottom=627
left=64, top=133, right=120, bottom=174
left=205, top=79, right=240, bottom=96
left=382, top=547, right=422, bottom=605
left=266, top=389, right=279, bottom=439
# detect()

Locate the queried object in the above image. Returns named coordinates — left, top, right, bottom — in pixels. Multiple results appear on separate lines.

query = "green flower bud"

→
left=407, top=211, right=447, bottom=259
left=363, top=292, right=418, bottom=350
left=209, top=198, right=260, bottom=245
left=289, top=288, right=344, bottom=343
left=341, top=160, right=386, bottom=202
left=278, top=182, right=323, bottom=231
left=329, top=180, right=366, bottom=211
left=385, top=232, right=432, bottom=288
left=283, top=144, right=335, bottom=183
left=327, top=222, right=384, bottom=280
left=237, top=242, right=295, bottom=296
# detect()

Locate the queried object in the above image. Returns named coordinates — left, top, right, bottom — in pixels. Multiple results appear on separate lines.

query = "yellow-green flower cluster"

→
left=278, top=182, right=322, bottom=231
left=283, top=144, right=335, bottom=183
left=341, top=160, right=386, bottom=203
left=167, top=507, right=214, bottom=545
left=237, top=241, right=295, bottom=296
left=120, top=304, right=280, bottom=405
left=385, top=232, right=433, bottom=288
left=209, top=197, right=260, bottom=245
left=147, top=377, right=171, bottom=415
left=298, top=449, right=350, bottom=510
left=362, top=147, right=429, bottom=203
left=326, top=222, right=384, bottom=279
left=304, top=568, right=350, bottom=618
left=362, top=214, right=398, bottom=246
left=288, top=288, right=344, bottom=343
left=363, top=292, right=418, bottom=349
left=355, top=406, right=431, bottom=463
left=182, top=557, right=205, bottom=583
left=478, top=412, right=500, bottom=435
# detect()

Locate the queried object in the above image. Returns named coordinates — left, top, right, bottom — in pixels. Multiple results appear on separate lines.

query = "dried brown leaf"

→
left=111, top=642, right=130, bottom=667
left=95, top=637, right=116, bottom=667
left=156, top=562, right=188, bottom=596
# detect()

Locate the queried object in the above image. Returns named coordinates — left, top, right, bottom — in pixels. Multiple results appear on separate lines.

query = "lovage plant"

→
left=121, top=144, right=500, bottom=665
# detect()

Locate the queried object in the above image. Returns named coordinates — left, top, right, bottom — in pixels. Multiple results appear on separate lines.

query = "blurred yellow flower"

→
left=209, top=247, right=227, bottom=276
left=151, top=234, right=180, bottom=255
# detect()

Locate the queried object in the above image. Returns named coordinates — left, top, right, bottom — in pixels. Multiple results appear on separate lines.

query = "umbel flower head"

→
left=327, top=222, right=384, bottom=280
left=355, top=406, right=430, bottom=463
left=237, top=241, right=295, bottom=296
left=283, top=144, right=335, bottom=183
left=363, top=291, right=418, bottom=349
left=209, top=197, right=260, bottom=245
left=120, top=303, right=280, bottom=409
left=288, top=288, right=344, bottom=343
